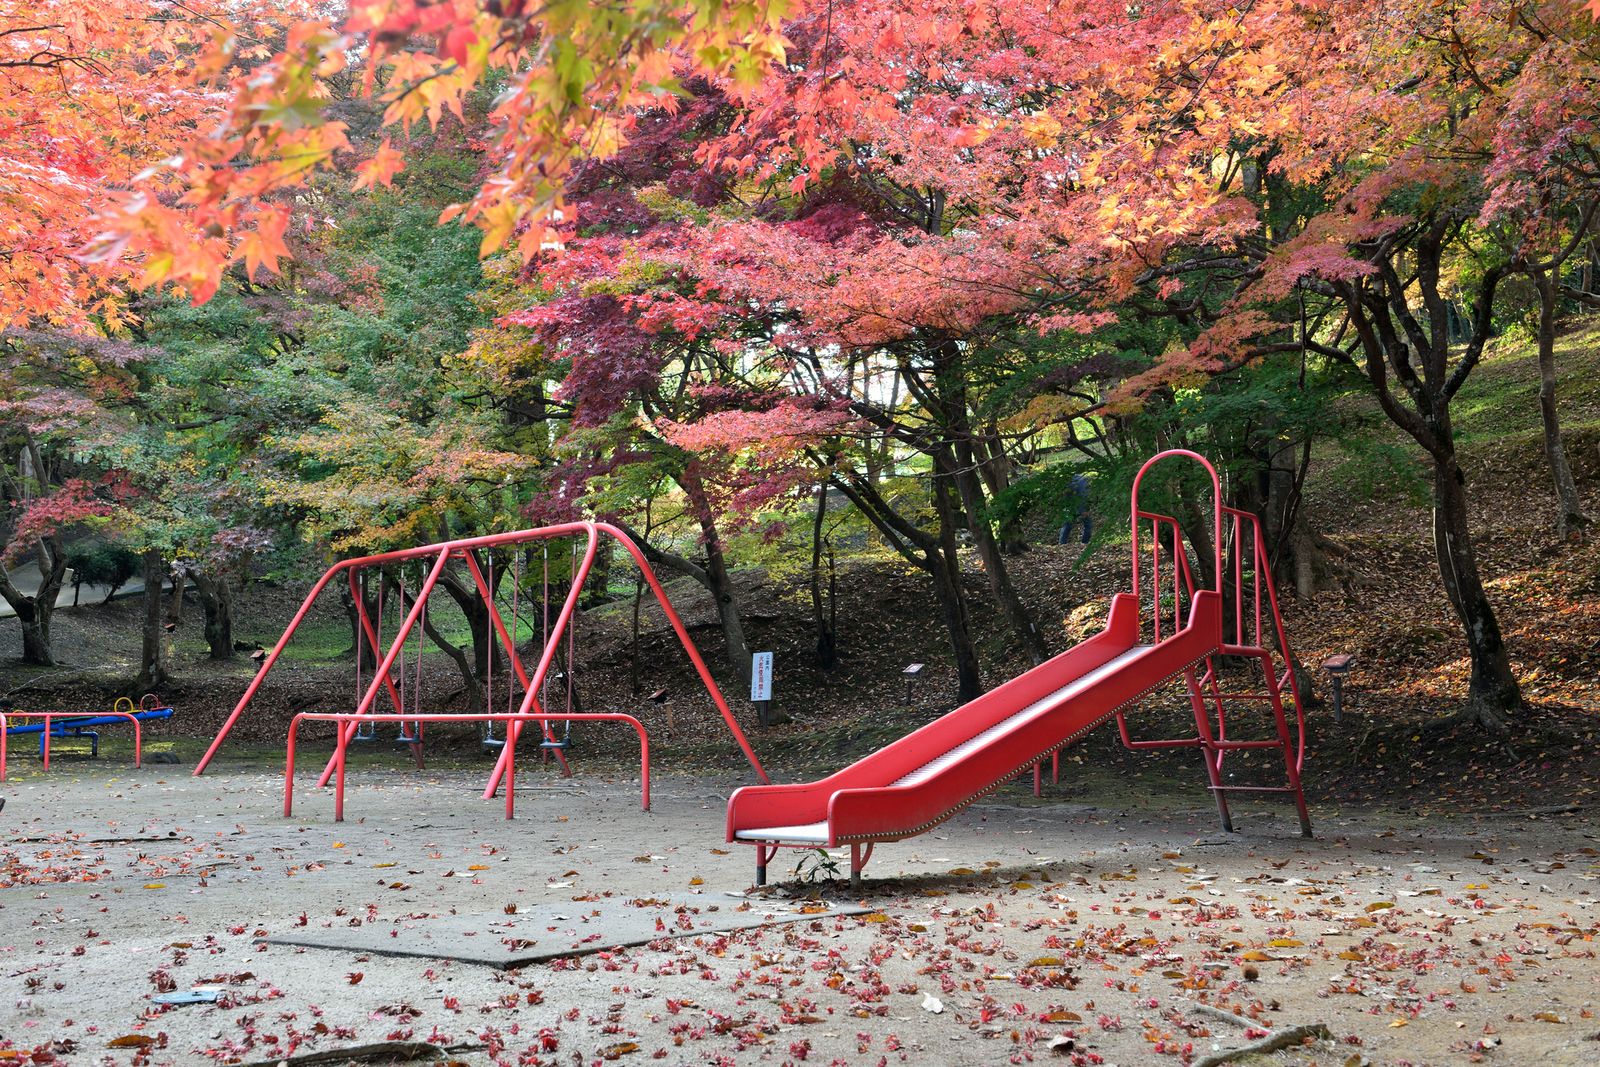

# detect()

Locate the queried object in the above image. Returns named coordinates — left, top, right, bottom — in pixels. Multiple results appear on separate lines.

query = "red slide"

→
left=727, top=450, right=1312, bottom=887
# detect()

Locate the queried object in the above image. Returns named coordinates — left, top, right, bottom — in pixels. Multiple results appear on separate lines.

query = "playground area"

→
left=10, top=2, right=1600, bottom=1060
left=4, top=451, right=1598, bottom=1066
left=2, top=756, right=1597, bottom=1066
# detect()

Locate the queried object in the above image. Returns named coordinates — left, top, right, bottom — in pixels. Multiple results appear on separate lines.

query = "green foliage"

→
left=65, top=540, right=139, bottom=590
left=1327, top=438, right=1430, bottom=506
left=793, top=848, right=842, bottom=884
left=990, top=459, right=1102, bottom=531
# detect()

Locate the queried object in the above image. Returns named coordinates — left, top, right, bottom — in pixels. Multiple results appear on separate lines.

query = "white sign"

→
left=750, top=651, right=773, bottom=702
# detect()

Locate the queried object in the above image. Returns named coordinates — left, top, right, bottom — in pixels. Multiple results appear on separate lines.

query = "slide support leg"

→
left=849, top=843, right=873, bottom=890
left=1185, top=666, right=1234, bottom=834
left=754, top=844, right=774, bottom=887
left=1258, top=652, right=1315, bottom=839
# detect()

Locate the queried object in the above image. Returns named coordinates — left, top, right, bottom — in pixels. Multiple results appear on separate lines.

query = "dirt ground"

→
left=1, top=744, right=1596, bottom=1067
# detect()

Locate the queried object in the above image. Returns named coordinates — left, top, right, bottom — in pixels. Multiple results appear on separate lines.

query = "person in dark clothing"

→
left=1057, top=472, right=1093, bottom=545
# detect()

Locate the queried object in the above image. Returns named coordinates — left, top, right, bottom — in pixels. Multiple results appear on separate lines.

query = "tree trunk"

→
left=1334, top=225, right=1528, bottom=734
left=165, top=567, right=186, bottom=629
left=810, top=481, right=838, bottom=670
left=629, top=568, right=646, bottom=696
left=700, top=521, right=752, bottom=686
left=974, top=423, right=1028, bottom=554
left=945, top=449, right=1051, bottom=664
left=17, top=603, right=53, bottom=665
left=192, top=570, right=235, bottom=660
left=1178, top=482, right=1218, bottom=593
left=682, top=463, right=754, bottom=688
left=931, top=471, right=984, bottom=701
left=1433, top=459, right=1523, bottom=731
left=628, top=503, right=652, bottom=697
left=136, top=548, right=167, bottom=691
left=1533, top=272, right=1589, bottom=540
left=0, top=537, right=67, bottom=665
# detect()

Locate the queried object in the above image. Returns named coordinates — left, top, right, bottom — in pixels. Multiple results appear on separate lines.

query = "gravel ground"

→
left=2, top=751, right=1598, bottom=1067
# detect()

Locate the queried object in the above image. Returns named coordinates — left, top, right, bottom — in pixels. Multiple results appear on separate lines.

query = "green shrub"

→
left=66, top=541, right=139, bottom=601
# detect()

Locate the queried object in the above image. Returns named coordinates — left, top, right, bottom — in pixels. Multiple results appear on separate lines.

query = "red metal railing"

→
left=195, top=522, right=769, bottom=794
left=1217, top=504, right=1308, bottom=773
left=286, top=712, right=650, bottom=821
left=1124, top=450, right=1310, bottom=832
left=1, top=711, right=145, bottom=776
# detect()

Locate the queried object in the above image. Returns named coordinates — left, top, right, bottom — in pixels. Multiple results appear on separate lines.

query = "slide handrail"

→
left=1130, top=449, right=1305, bottom=772
left=1131, top=449, right=1223, bottom=601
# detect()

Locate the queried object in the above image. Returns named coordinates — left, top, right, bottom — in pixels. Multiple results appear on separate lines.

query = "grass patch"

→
left=1452, top=320, right=1600, bottom=448
left=275, top=597, right=547, bottom=664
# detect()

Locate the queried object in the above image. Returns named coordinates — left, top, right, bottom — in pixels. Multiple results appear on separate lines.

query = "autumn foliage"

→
left=3, top=1, right=1598, bottom=720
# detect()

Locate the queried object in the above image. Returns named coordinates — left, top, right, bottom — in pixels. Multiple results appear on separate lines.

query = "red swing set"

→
left=193, top=523, right=769, bottom=819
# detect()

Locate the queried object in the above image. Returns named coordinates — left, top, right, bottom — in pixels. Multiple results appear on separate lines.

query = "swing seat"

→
left=539, top=738, right=571, bottom=751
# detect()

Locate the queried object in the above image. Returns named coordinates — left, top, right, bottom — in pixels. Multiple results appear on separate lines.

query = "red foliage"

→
left=3, top=479, right=115, bottom=563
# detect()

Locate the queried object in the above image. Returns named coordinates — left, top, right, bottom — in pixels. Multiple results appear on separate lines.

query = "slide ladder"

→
left=727, top=450, right=1311, bottom=886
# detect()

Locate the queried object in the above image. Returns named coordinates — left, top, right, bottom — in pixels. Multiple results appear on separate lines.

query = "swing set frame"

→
left=194, top=522, right=770, bottom=805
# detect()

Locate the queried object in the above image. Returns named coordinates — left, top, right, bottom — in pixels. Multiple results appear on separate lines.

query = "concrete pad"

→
left=265, top=893, right=868, bottom=968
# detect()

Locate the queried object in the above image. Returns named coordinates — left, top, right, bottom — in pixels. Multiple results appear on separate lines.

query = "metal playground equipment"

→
left=194, top=522, right=769, bottom=817
left=2, top=694, right=174, bottom=779
left=727, top=450, right=1312, bottom=886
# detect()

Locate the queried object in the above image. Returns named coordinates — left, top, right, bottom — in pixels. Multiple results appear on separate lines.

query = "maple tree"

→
left=483, top=248, right=849, bottom=693
left=88, top=0, right=797, bottom=303
left=0, top=0, right=333, bottom=668
left=4, top=0, right=1595, bottom=738
left=1138, top=0, right=1600, bottom=731
left=0, top=330, right=145, bottom=663
left=0, top=2, right=327, bottom=327
left=675, top=0, right=1597, bottom=730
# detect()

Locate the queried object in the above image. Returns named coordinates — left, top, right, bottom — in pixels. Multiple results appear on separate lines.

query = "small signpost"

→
left=648, top=688, right=673, bottom=735
left=751, top=651, right=774, bottom=725
left=902, top=662, right=924, bottom=706
left=1322, top=654, right=1354, bottom=724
